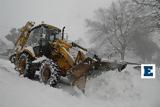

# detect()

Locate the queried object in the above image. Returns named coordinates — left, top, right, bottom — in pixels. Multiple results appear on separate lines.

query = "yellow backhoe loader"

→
left=9, top=21, right=130, bottom=92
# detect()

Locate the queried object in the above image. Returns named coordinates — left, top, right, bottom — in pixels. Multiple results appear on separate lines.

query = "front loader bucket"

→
left=67, top=58, right=128, bottom=92
left=68, top=57, right=95, bottom=92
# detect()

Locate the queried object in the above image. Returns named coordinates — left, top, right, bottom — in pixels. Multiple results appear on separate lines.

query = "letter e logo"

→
left=141, top=64, right=156, bottom=79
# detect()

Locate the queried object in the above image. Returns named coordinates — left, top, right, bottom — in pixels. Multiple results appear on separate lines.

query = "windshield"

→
left=27, top=27, right=43, bottom=46
left=27, top=26, right=61, bottom=46
left=46, top=29, right=61, bottom=41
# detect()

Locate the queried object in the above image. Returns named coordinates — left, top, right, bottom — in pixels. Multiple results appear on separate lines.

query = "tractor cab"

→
left=27, top=24, right=61, bottom=46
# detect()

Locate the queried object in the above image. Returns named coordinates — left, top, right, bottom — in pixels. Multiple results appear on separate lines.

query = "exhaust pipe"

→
left=62, top=26, right=65, bottom=40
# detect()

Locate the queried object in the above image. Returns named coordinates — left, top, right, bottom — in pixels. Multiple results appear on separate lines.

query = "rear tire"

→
left=18, top=53, right=29, bottom=75
left=39, top=59, right=60, bottom=87
left=9, top=54, right=16, bottom=64
left=18, top=53, right=35, bottom=79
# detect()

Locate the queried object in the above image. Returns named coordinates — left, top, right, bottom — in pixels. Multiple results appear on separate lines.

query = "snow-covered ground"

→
left=0, top=58, right=160, bottom=107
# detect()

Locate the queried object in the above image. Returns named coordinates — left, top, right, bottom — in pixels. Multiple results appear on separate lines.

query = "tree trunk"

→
left=120, top=52, right=125, bottom=60
left=120, top=47, right=126, bottom=60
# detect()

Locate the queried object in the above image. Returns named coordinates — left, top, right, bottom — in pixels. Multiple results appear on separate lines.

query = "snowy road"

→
left=0, top=58, right=160, bottom=107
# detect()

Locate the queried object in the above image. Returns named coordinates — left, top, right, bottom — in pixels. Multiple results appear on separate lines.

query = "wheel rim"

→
left=41, top=64, right=51, bottom=82
left=18, top=57, right=27, bottom=75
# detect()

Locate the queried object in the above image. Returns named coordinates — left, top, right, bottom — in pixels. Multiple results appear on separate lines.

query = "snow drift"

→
left=0, top=58, right=160, bottom=107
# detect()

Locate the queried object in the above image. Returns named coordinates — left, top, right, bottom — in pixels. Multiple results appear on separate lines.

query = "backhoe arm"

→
left=71, top=42, right=87, bottom=51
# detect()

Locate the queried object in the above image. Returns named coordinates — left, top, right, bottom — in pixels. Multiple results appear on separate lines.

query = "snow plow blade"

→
left=68, top=58, right=128, bottom=92
left=68, top=57, right=94, bottom=92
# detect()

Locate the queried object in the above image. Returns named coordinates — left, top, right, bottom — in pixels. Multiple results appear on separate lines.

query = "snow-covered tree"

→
left=86, top=0, right=152, bottom=60
left=5, top=28, right=20, bottom=45
left=133, top=0, right=160, bottom=28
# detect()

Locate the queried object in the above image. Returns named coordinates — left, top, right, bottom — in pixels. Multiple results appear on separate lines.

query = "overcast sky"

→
left=0, top=0, right=112, bottom=41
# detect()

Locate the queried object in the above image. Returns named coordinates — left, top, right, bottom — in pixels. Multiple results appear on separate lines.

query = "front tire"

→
left=39, top=59, right=60, bottom=87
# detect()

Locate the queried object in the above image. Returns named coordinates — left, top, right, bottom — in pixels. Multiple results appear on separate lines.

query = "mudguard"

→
left=22, top=46, right=36, bottom=58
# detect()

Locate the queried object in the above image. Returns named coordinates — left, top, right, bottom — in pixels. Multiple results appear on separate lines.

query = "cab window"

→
left=27, top=27, right=43, bottom=46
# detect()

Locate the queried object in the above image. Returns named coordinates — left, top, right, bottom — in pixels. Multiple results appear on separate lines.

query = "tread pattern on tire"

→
left=40, top=59, right=60, bottom=87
